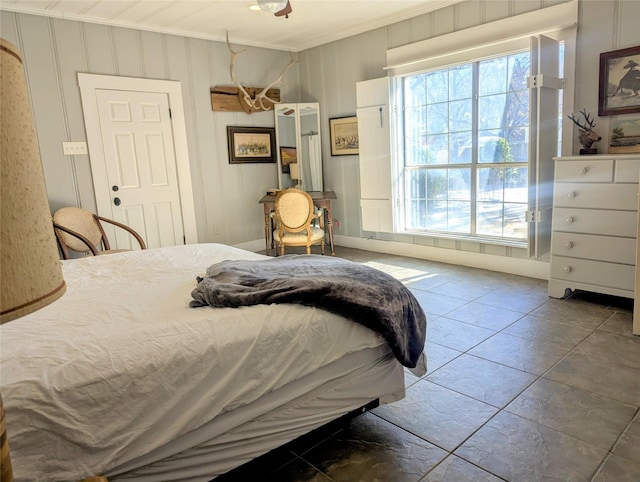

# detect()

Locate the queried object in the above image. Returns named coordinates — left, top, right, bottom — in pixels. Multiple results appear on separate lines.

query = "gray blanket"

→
left=190, top=255, right=426, bottom=369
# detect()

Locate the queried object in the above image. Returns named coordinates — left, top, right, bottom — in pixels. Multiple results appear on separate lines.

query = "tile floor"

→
left=217, top=246, right=640, bottom=481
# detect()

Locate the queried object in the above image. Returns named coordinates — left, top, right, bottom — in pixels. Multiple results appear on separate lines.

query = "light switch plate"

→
left=62, top=141, right=87, bottom=155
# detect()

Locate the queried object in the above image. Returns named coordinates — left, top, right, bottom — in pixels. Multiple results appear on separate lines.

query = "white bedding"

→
left=0, top=244, right=392, bottom=481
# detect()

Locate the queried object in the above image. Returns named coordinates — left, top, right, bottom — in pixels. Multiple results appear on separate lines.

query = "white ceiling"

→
left=0, top=0, right=464, bottom=52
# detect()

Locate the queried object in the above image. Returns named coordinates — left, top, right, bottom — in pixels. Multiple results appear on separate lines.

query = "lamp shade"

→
left=289, top=162, right=299, bottom=180
left=1, top=38, right=66, bottom=323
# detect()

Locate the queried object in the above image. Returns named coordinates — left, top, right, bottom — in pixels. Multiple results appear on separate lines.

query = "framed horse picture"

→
left=599, top=46, right=640, bottom=116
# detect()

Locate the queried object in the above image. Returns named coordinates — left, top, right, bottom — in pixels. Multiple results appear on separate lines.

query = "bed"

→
left=0, top=243, right=426, bottom=481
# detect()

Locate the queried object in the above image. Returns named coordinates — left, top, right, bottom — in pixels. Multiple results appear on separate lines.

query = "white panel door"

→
left=95, top=89, right=184, bottom=249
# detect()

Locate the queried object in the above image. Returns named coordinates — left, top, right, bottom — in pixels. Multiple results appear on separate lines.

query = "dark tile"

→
left=445, top=301, right=524, bottom=330
left=455, top=411, right=607, bottom=481
left=545, top=332, right=640, bottom=406
left=291, top=247, right=638, bottom=482
left=592, top=453, right=640, bottom=482
left=469, top=332, right=574, bottom=375
left=614, top=415, right=640, bottom=462
left=423, top=341, right=463, bottom=374
left=598, top=311, right=635, bottom=337
left=411, top=290, right=469, bottom=317
left=427, top=317, right=495, bottom=352
left=404, top=342, right=463, bottom=386
left=475, top=288, right=547, bottom=313
left=505, top=378, right=636, bottom=449
left=301, top=412, right=447, bottom=482
left=502, top=314, right=594, bottom=346
left=373, top=380, right=497, bottom=451
left=501, top=273, right=548, bottom=292
left=263, top=457, right=332, bottom=481
left=426, top=280, right=496, bottom=301
left=426, top=354, right=536, bottom=407
left=420, top=455, right=503, bottom=481
left=529, top=297, right=613, bottom=330
left=404, top=272, right=452, bottom=291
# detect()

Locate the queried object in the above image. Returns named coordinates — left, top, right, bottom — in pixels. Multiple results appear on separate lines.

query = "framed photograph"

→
left=279, top=146, right=297, bottom=174
left=599, top=45, right=640, bottom=116
left=329, top=116, right=359, bottom=156
left=226, top=126, right=276, bottom=164
left=609, top=117, right=640, bottom=154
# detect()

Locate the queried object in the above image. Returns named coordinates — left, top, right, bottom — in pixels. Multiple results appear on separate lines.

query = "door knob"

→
left=114, top=197, right=121, bottom=206
left=112, top=185, right=119, bottom=192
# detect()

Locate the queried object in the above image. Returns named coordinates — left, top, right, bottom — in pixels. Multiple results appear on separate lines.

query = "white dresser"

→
left=548, top=154, right=640, bottom=300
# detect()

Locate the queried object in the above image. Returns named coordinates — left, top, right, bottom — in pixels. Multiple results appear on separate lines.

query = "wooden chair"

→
left=273, top=188, right=325, bottom=256
left=53, top=207, right=146, bottom=260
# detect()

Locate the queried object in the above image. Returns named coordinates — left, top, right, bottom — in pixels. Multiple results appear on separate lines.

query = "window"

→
left=400, top=51, right=531, bottom=242
left=379, top=2, right=577, bottom=257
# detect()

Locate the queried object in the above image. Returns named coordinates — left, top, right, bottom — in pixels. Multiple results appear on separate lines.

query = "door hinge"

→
left=169, top=108, right=172, bottom=119
left=526, top=210, right=542, bottom=222
left=527, top=75, right=564, bottom=90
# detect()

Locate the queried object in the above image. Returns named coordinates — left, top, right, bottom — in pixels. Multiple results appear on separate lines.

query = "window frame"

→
left=396, top=49, right=533, bottom=244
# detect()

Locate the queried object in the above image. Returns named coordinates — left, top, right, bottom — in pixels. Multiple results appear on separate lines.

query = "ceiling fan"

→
left=257, top=0, right=293, bottom=18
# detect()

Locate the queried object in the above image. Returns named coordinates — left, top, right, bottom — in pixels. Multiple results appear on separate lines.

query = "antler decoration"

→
left=568, top=108, right=596, bottom=132
left=226, top=32, right=295, bottom=113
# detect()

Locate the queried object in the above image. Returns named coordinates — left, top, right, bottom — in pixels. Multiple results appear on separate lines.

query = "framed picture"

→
left=226, top=126, right=276, bottom=164
left=609, top=117, right=640, bottom=154
left=599, top=45, right=640, bottom=116
left=329, top=116, right=359, bottom=156
left=279, top=146, right=297, bottom=174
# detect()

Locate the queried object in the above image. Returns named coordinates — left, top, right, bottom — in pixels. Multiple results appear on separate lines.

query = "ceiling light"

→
left=257, top=0, right=288, bottom=14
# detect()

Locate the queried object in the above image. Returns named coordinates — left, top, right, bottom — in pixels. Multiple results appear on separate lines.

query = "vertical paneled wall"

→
left=0, top=11, right=298, bottom=246
left=298, top=0, right=639, bottom=260
left=2, top=0, right=638, bottom=258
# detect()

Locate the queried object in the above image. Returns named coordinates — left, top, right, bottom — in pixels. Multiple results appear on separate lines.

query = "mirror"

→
left=275, top=103, right=323, bottom=191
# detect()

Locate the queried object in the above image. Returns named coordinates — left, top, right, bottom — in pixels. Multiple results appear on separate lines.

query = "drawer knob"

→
left=564, top=241, right=573, bottom=248
left=564, top=266, right=572, bottom=273
left=567, top=191, right=576, bottom=199
left=580, top=167, right=588, bottom=175
left=565, top=217, right=574, bottom=224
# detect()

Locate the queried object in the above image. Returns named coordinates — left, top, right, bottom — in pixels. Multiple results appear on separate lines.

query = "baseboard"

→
left=333, top=235, right=550, bottom=280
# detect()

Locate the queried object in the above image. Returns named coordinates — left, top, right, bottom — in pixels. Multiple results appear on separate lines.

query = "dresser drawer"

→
left=615, top=159, right=640, bottom=182
left=550, top=256, right=636, bottom=291
left=555, top=160, right=613, bottom=183
left=551, top=232, right=636, bottom=264
left=553, top=183, right=638, bottom=210
left=552, top=207, right=637, bottom=237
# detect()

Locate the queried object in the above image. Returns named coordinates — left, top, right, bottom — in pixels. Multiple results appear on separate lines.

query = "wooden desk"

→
left=259, top=191, right=337, bottom=255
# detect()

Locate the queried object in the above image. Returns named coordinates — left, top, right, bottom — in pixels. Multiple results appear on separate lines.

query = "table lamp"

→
left=289, top=162, right=301, bottom=189
left=1, top=37, right=67, bottom=481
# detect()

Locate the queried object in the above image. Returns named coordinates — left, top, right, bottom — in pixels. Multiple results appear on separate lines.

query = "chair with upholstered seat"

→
left=53, top=207, right=146, bottom=260
left=273, top=188, right=325, bottom=256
